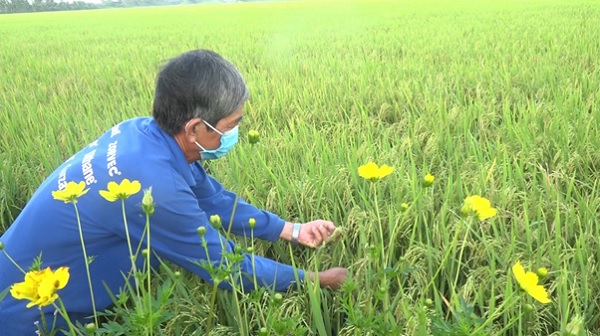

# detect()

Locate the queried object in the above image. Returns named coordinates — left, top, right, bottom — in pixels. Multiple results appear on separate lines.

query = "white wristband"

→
left=291, top=223, right=301, bottom=246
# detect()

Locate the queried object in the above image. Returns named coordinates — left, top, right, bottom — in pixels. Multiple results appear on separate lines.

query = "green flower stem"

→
left=206, top=282, right=219, bottom=335
left=39, top=308, right=48, bottom=334
left=2, top=249, right=26, bottom=274
left=231, top=271, right=245, bottom=336
left=72, top=202, right=98, bottom=327
left=200, top=235, right=211, bottom=265
left=250, top=227, right=259, bottom=294
left=405, top=188, right=425, bottom=252
left=54, top=297, right=78, bottom=336
left=226, top=195, right=239, bottom=237
left=451, top=218, right=472, bottom=296
left=471, top=293, right=519, bottom=334
left=371, top=184, right=385, bottom=264
left=144, top=212, right=152, bottom=336
left=422, top=213, right=463, bottom=296
left=120, top=199, right=141, bottom=302
left=199, top=234, right=217, bottom=334
left=371, top=183, right=392, bottom=324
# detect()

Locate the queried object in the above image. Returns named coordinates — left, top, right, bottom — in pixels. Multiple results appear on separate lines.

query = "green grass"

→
left=1, top=0, right=600, bottom=334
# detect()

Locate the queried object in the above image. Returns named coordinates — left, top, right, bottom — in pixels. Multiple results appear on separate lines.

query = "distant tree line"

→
left=0, top=0, right=245, bottom=13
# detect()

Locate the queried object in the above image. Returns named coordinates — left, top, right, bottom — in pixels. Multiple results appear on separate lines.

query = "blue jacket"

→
left=0, top=117, right=303, bottom=335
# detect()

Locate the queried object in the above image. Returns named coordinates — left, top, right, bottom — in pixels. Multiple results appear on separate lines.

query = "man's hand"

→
left=298, top=220, right=337, bottom=248
left=307, top=267, right=349, bottom=290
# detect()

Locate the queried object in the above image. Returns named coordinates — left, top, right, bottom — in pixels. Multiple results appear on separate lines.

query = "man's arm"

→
left=278, top=221, right=337, bottom=247
left=190, top=163, right=338, bottom=247
left=190, top=163, right=286, bottom=241
left=145, top=180, right=347, bottom=291
left=111, top=173, right=304, bottom=292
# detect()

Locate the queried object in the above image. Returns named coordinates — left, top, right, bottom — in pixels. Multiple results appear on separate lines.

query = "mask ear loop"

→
left=185, top=120, right=207, bottom=151
left=202, top=120, right=224, bottom=135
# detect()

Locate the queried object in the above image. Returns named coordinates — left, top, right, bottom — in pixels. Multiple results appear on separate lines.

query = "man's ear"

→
left=184, top=118, right=203, bottom=142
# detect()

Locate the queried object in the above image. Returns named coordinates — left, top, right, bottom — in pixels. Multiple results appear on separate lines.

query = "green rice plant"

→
left=2, top=0, right=600, bottom=334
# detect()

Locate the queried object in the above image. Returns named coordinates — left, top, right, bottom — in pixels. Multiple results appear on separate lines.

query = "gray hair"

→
left=152, top=49, right=249, bottom=135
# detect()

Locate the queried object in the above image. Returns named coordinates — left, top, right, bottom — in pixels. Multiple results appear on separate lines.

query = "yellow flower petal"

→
left=107, top=181, right=120, bottom=194
left=527, top=284, right=551, bottom=304
left=476, top=207, right=497, bottom=221
left=99, top=190, right=118, bottom=202
left=358, top=162, right=393, bottom=181
left=31, top=293, right=58, bottom=308
left=11, top=266, right=69, bottom=308
left=463, top=195, right=497, bottom=221
left=358, top=162, right=378, bottom=180
left=100, top=179, right=142, bottom=201
left=10, top=282, right=37, bottom=301
left=379, top=165, right=394, bottom=178
left=53, top=267, right=70, bottom=290
left=38, top=266, right=70, bottom=299
left=522, top=271, right=539, bottom=289
left=52, top=181, right=89, bottom=203
left=122, top=179, right=141, bottom=196
left=512, top=261, right=526, bottom=285
left=512, top=260, right=551, bottom=304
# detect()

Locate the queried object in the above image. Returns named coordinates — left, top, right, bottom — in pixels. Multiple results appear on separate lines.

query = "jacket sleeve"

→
left=113, top=172, right=303, bottom=293
left=189, top=162, right=286, bottom=242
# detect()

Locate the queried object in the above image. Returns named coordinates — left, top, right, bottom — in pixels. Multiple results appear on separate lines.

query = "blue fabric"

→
left=0, top=117, right=303, bottom=335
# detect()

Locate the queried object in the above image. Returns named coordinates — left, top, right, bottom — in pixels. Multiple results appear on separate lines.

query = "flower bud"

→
left=248, top=218, right=256, bottom=229
left=273, top=293, right=283, bottom=305
left=246, top=246, right=254, bottom=254
left=209, top=215, right=222, bottom=230
left=524, top=304, right=534, bottom=313
left=400, top=203, right=409, bottom=212
left=174, top=271, right=181, bottom=279
left=141, top=187, right=155, bottom=216
left=142, top=249, right=149, bottom=258
left=248, top=130, right=260, bottom=145
left=234, top=245, right=243, bottom=254
left=423, top=173, right=435, bottom=187
left=0, top=241, right=4, bottom=250
left=566, top=315, right=584, bottom=336
left=259, top=327, right=268, bottom=336
left=84, top=323, right=97, bottom=333
left=425, top=298, right=434, bottom=307
left=197, top=226, right=207, bottom=236
left=536, top=267, right=548, bottom=279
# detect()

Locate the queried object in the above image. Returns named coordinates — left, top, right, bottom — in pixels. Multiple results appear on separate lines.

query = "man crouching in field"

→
left=0, top=49, right=348, bottom=335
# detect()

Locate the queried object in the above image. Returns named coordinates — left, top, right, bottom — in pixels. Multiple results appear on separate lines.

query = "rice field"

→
left=1, top=0, right=600, bottom=334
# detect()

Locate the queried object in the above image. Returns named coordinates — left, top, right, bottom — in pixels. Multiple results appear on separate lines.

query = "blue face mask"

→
left=194, top=120, right=239, bottom=160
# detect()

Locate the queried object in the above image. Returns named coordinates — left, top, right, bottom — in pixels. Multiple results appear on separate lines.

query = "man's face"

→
left=198, top=105, right=244, bottom=151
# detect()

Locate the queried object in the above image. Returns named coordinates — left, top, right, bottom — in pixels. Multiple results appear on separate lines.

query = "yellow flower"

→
left=10, top=267, right=70, bottom=308
left=423, top=173, right=435, bottom=187
left=462, top=195, right=497, bottom=221
left=512, top=260, right=551, bottom=304
left=99, top=179, right=141, bottom=202
left=52, top=181, right=89, bottom=203
left=358, top=162, right=393, bottom=182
